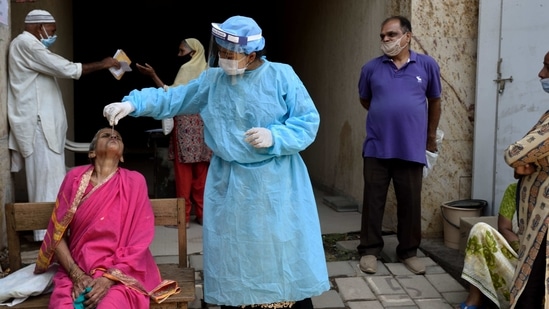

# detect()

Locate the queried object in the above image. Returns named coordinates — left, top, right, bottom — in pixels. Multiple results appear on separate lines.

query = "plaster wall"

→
left=0, top=1, right=10, bottom=250
left=288, top=0, right=479, bottom=238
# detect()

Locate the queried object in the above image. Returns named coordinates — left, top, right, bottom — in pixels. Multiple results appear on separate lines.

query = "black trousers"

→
left=357, top=157, right=423, bottom=259
left=220, top=298, right=313, bottom=309
left=514, top=234, right=546, bottom=308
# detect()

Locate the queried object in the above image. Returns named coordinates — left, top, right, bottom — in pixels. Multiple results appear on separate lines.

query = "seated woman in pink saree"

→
left=34, top=127, right=163, bottom=308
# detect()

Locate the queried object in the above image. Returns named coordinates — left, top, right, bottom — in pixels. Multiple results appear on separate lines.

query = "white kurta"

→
left=8, top=31, right=82, bottom=208
left=8, top=31, right=82, bottom=157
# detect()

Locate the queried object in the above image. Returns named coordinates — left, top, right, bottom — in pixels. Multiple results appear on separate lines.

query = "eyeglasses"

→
left=379, top=31, right=407, bottom=40
left=218, top=49, right=246, bottom=61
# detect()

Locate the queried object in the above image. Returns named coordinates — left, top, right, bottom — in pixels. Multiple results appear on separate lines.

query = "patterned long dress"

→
left=461, top=183, right=518, bottom=308
left=504, top=110, right=549, bottom=309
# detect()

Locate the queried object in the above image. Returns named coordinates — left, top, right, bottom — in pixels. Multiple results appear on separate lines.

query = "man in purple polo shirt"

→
left=356, top=15, right=441, bottom=275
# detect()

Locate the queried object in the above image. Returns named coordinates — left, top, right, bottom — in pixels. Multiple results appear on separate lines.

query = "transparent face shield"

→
left=208, top=22, right=262, bottom=78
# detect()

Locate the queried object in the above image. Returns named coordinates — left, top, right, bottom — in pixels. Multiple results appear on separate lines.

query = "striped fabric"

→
left=24, top=9, right=55, bottom=23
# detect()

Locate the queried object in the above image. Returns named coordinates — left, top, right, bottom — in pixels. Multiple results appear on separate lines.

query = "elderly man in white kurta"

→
left=7, top=9, right=119, bottom=240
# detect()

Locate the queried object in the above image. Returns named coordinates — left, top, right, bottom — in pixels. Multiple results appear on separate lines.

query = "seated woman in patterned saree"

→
left=460, top=182, right=519, bottom=309
left=461, top=51, right=549, bottom=309
left=33, top=127, right=174, bottom=308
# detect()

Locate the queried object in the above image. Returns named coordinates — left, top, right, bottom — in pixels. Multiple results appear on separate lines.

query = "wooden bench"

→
left=5, top=198, right=195, bottom=309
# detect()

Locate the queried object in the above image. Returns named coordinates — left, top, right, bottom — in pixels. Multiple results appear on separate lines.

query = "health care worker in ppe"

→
left=103, top=15, right=329, bottom=309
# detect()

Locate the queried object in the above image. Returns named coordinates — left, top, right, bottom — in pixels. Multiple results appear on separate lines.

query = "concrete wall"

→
left=0, top=1, right=11, bottom=251
left=286, top=0, right=479, bottom=238
left=407, top=0, right=480, bottom=236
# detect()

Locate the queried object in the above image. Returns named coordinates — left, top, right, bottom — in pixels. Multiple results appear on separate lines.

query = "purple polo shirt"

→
left=358, top=50, right=441, bottom=165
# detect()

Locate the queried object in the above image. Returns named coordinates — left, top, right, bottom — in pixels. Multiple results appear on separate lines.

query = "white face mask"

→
left=541, top=78, right=549, bottom=93
left=380, top=35, right=408, bottom=57
left=218, top=56, right=248, bottom=75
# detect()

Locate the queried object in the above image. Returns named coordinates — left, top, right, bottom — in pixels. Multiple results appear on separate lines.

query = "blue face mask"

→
left=40, top=26, right=57, bottom=48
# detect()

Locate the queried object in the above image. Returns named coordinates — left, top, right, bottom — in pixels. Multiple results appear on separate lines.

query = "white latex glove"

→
left=423, top=150, right=438, bottom=178
left=162, top=118, right=174, bottom=135
left=103, top=102, right=135, bottom=125
left=423, top=129, right=444, bottom=178
left=244, top=127, right=273, bottom=148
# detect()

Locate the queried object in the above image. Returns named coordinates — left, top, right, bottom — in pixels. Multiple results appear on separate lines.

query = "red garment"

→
left=173, top=160, right=209, bottom=222
left=170, top=117, right=211, bottom=222
left=165, top=39, right=212, bottom=223
left=35, top=165, right=161, bottom=308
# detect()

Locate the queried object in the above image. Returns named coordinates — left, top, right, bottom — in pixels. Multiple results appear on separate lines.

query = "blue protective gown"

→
left=123, top=59, right=329, bottom=306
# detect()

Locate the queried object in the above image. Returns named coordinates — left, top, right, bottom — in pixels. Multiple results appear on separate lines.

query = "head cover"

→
left=172, top=38, right=208, bottom=85
left=211, top=15, right=265, bottom=54
left=25, top=9, right=55, bottom=24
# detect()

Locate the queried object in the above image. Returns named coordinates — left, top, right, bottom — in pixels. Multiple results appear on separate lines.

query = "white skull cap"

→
left=25, top=9, right=55, bottom=24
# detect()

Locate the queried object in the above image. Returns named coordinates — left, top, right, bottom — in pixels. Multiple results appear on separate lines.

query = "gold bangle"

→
left=71, top=269, right=88, bottom=282
left=69, top=263, right=84, bottom=281
left=72, top=272, right=83, bottom=282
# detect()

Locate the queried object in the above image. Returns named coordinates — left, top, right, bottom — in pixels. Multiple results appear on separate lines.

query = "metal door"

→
left=473, top=0, right=549, bottom=214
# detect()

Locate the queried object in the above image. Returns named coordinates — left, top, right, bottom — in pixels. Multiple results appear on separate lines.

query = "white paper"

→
left=109, top=49, right=132, bottom=80
left=109, top=61, right=132, bottom=77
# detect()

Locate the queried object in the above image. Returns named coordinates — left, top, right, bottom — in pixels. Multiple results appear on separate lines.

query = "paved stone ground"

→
left=188, top=235, right=469, bottom=309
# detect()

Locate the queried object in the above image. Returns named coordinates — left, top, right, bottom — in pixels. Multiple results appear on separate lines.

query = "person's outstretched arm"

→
left=82, top=57, right=120, bottom=75
left=136, top=63, right=165, bottom=88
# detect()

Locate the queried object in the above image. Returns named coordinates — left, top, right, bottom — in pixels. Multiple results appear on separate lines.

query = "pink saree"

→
left=34, top=165, right=163, bottom=308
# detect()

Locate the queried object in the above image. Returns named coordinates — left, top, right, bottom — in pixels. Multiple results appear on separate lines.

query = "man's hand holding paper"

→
left=109, top=49, right=132, bottom=80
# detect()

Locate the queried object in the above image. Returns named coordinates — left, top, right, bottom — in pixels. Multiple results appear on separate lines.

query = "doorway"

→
left=72, top=2, right=286, bottom=163
left=473, top=0, right=549, bottom=213
left=71, top=2, right=286, bottom=196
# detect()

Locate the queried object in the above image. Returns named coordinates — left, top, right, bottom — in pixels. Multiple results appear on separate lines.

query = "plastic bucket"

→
left=440, top=199, right=487, bottom=249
